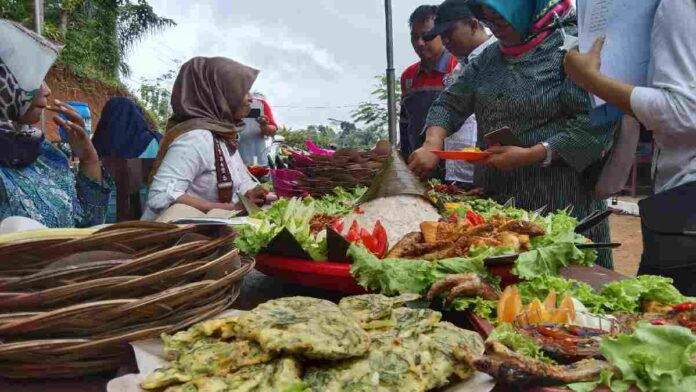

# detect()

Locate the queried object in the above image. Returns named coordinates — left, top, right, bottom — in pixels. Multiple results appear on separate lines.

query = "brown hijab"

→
left=150, top=57, right=259, bottom=184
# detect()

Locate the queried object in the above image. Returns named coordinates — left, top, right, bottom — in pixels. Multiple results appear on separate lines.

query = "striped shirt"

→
left=426, top=26, right=617, bottom=268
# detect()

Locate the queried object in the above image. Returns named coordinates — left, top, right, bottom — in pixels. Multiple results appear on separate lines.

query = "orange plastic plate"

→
left=430, top=150, right=492, bottom=162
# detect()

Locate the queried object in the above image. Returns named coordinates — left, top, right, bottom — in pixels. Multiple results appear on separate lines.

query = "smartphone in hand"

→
left=483, top=126, right=521, bottom=146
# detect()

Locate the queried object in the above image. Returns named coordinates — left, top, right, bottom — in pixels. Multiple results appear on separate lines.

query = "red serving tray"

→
left=256, top=253, right=521, bottom=296
left=255, top=254, right=367, bottom=294
left=430, top=150, right=492, bottom=162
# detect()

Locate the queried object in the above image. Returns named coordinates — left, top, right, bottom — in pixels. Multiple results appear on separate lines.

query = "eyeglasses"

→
left=479, top=14, right=511, bottom=30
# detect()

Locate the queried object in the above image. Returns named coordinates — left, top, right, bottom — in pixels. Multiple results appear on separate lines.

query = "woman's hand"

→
left=483, top=145, right=546, bottom=171
left=564, top=36, right=605, bottom=91
left=48, top=100, right=102, bottom=181
left=408, top=147, right=441, bottom=180
left=245, top=186, right=268, bottom=206
left=257, top=116, right=277, bottom=137
left=48, top=100, right=99, bottom=164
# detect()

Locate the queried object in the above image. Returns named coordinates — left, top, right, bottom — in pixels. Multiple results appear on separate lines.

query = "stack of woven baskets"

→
left=0, top=222, right=253, bottom=378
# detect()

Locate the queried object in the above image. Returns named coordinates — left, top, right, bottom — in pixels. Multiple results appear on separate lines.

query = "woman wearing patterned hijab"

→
left=408, top=0, right=617, bottom=268
left=142, top=57, right=266, bottom=221
left=0, top=22, right=112, bottom=228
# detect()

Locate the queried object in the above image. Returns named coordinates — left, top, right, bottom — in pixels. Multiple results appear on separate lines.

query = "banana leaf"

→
left=357, top=149, right=431, bottom=204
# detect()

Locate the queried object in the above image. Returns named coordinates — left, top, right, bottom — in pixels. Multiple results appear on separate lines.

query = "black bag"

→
left=638, top=181, right=696, bottom=295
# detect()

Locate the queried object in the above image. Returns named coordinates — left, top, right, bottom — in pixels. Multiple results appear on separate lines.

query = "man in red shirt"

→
left=400, top=5, right=458, bottom=163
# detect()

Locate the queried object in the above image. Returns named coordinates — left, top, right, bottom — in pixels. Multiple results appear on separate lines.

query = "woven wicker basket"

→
left=0, top=222, right=254, bottom=378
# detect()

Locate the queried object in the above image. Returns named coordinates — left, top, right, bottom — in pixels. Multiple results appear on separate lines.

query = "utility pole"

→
left=34, top=0, right=44, bottom=35
left=384, top=0, right=397, bottom=146
left=35, top=0, right=45, bottom=134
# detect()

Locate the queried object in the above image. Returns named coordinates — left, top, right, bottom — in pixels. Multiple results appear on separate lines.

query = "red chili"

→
left=466, top=210, right=486, bottom=226
left=650, top=319, right=667, bottom=326
left=354, top=206, right=364, bottom=214
left=449, top=213, right=459, bottom=224
left=672, top=302, right=696, bottom=311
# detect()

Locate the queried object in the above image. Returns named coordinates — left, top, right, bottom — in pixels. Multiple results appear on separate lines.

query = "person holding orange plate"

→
left=407, top=0, right=617, bottom=268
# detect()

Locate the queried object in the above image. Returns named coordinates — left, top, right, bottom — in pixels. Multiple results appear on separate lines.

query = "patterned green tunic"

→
left=426, top=27, right=616, bottom=268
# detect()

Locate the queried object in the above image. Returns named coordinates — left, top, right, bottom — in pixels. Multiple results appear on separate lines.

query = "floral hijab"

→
left=0, top=59, right=44, bottom=168
left=472, top=0, right=574, bottom=56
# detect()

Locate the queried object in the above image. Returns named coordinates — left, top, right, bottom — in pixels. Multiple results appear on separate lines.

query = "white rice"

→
left=343, top=195, right=440, bottom=248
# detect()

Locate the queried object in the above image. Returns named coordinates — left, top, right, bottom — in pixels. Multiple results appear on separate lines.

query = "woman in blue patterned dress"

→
left=408, top=0, right=617, bottom=268
left=0, top=28, right=112, bottom=228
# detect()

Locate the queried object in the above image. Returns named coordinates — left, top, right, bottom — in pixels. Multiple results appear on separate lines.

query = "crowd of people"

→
left=0, top=0, right=694, bottom=292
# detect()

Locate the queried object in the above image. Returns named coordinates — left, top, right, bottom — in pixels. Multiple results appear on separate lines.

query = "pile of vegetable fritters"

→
left=142, top=294, right=484, bottom=392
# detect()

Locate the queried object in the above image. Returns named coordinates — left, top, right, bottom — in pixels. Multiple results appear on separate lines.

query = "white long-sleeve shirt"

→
left=630, top=0, right=696, bottom=192
left=444, top=36, right=498, bottom=184
left=142, top=129, right=257, bottom=220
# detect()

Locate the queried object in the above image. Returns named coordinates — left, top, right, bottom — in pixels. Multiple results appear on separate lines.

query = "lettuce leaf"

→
left=349, top=244, right=434, bottom=295
left=517, top=275, right=604, bottom=313
left=577, top=323, right=696, bottom=392
left=348, top=243, right=493, bottom=296
left=512, top=242, right=588, bottom=280
left=451, top=297, right=497, bottom=321
left=487, top=323, right=555, bottom=364
left=599, top=275, right=688, bottom=313
left=234, top=197, right=327, bottom=260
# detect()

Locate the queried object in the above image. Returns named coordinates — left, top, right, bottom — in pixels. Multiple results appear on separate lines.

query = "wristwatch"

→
left=540, top=142, right=553, bottom=167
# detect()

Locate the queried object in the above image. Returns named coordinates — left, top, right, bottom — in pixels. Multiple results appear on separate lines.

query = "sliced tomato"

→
left=373, top=220, right=388, bottom=258
left=331, top=219, right=344, bottom=233
left=360, top=228, right=379, bottom=255
left=346, top=221, right=360, bottom=242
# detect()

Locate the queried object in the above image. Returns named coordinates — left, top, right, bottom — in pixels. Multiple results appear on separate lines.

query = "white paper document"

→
left=577, top=0, right=660, bottom=107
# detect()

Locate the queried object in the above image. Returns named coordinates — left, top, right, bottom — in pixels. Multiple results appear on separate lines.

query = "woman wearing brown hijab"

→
left=142, top=57, right=267, bottom=220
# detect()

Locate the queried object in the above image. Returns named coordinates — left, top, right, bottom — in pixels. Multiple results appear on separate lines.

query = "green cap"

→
left=424, top=0, right=476, bottom=41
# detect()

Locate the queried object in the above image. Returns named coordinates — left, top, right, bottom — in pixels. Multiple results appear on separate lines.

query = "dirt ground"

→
left=609, top=214, right=643, bottom=277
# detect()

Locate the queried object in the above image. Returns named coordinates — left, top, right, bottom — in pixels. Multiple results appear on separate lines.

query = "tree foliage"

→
left=138, top=65, right=178, bottom=130
left=0, top=0, right=174, bottom=84
left=277, top=74, right=400, bottom=151
left=278, top=125, right=338, bottom=150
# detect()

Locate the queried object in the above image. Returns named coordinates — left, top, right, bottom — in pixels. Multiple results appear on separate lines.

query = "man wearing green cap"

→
left=423, top=0, right=496, bottom=188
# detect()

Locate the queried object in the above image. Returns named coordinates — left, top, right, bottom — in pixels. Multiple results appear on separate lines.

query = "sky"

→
left=125, top=0, right=434, bottom=129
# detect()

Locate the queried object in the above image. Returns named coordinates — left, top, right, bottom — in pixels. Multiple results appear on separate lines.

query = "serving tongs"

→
left=575, top=209, right=613, bottom=234
left=483, top=242, right=622, bottom=266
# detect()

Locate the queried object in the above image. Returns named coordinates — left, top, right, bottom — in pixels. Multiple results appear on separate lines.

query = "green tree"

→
left=138, top=65, right=178, bottom=130
left=1, top=0, right=174, bottom=83
left=350, top=74, right=401, bottom=143
left=278, top=125, right=338, bottom=150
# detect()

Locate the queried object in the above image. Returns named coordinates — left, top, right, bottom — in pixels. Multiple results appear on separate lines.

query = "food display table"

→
left=0, top=265, right=630, bottom=391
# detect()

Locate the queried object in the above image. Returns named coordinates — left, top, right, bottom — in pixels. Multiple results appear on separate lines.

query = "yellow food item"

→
left=444, top=202, right=463, bottom=211
left=498, top=286, right=523, bottom=324
left=543, top=289, right=557, bottom=310
left=460, top=146, right=482, bottom=152
left=498, top=286, right=577, bottom=326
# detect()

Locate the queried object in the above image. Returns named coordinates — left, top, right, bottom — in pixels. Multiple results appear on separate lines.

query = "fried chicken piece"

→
left=497, top=231, right=521, bottom=251
left=469, top=236, right=502, bottom=248
left=385, top=232, right=424, bottom=259
left=461, top=340, right=614, bottom=386
left=427, top=273, right=499, bottom=302
left=499, top=220, right=546, bottom=237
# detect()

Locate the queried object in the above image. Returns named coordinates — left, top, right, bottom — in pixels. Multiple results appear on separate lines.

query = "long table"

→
left=0, top=265, right=630, bottom=391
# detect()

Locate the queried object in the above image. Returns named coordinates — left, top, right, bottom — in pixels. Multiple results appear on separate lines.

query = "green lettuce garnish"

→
left=487, top=323, right=555, bottom=364
left=348, top=243, right=493, bottom=296
left=570, top=323, right=696, bottom=392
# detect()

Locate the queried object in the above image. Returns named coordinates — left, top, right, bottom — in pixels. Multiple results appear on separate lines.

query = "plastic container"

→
left=57, top=101, right=91, bottom=141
